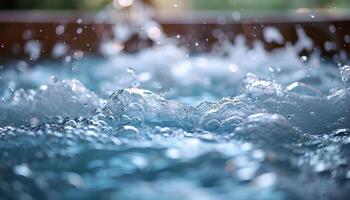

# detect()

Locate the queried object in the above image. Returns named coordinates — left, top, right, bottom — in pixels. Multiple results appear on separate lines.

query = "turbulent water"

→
left=1, top=39, right=350, bottom=200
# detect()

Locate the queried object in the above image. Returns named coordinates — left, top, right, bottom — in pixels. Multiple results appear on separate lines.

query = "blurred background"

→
left=0, top=0, right=349, bottom=10
left=1, top=0, right=349, bottom=59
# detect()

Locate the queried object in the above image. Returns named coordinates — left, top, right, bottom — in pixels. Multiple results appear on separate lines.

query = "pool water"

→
left=0, top=40, right=350, bottom=200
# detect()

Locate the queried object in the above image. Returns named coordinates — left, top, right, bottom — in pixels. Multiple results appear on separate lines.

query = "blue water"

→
left=0, top=44, right=350, bottom=200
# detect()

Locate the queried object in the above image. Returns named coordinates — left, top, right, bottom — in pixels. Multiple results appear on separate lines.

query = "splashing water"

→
left=1, top=3, right=350, bottom=200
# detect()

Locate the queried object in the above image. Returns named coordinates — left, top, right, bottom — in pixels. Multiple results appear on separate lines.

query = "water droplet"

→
left=65, top=55, right=72, bottom=62
left=147, top=25, right=162, bottom=40
left=253, top=173, right=276, bottom=188
left=344, top=35, right=350, bottom=44
left=232, top=12, right=241, bottom=21
left=117, top=0, right=133, bottom=7
left=76, top=28, right=83, bottom=34
left=67, top=173, right=83, bottom=187
left=73, top=50, right=84, bottom=60
left=14, top=164, right=32, bottom=177
left=40, top=85, right=48, bottom=91
left=329, top=25, right=336, bottom=34
left=301, top=56, right=308, bottom=62
left=55, top=25, right=65, bottom=35
left=77, top=18, right=83, bottom=24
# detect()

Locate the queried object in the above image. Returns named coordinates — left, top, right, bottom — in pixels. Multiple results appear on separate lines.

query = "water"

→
left=1, top=39, right=349, bottom=199
left=1, top=3, right=350, bottom=200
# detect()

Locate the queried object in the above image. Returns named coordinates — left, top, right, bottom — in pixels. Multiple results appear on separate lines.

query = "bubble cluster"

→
left=0, top=79, right=103, bottom=126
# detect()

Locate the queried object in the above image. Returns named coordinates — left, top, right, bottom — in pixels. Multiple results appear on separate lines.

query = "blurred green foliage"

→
left=0, top=0, right=349, bottom=10
left=191, top=0, right=350, bottom=9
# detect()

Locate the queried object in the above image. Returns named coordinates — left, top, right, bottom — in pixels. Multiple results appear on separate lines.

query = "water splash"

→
left=0, top=5, right=350, bottom=200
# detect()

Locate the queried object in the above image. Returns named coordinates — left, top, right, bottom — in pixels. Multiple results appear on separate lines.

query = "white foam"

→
left=0, top=79, right=103, bottom=126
